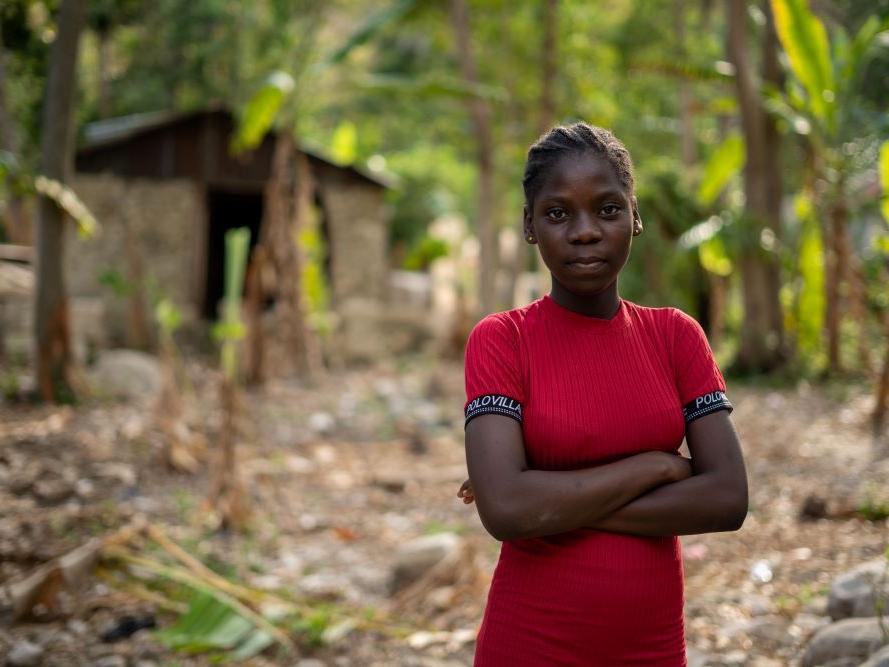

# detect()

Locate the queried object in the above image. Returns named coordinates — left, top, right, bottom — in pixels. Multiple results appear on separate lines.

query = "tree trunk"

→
left=243, top=245, right=267, bottom=385
left=450, top=0, right=498, bottom=317
left=0, top=32, right=30, bottom=245
left=726, top=0, right=786, bottom=373
left=97, top=29, right=111, bottom=119
left=538, top=0, right=558, bottom=137
left=675, top=0, right=696, bottom=167
left=261, top=134, right=321, bottom=380
left=34, top=0, right=86, bottom=402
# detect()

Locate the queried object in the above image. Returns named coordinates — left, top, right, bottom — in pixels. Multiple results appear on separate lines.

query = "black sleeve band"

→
left=465, top=394, right=523, bottom=427
left=683, top=391, right=733, bottom=423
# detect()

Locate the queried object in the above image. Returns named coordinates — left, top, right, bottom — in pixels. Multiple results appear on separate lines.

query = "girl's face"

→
left=523, top=152, right=640, bottom=299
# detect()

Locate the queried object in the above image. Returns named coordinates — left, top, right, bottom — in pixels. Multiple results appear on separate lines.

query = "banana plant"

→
left=768, top=0, right=889, bottom=373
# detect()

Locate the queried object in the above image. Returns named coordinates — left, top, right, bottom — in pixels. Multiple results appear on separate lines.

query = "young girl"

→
left=458, top=123, right=748, bottom=666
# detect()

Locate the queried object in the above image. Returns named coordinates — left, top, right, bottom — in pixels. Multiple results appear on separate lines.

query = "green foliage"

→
left=155, top=297, right=183, bottom=336
left=403, top=235, right=448, bottom=271
left=325, top=0, right=420, bottom=65
left=231, top=71, right=294, bottom=153
left=880, top=140, right=889, bottom=223
left=154, top=590, right=274, bottom=660
left=214, top=228, right=250, bottom=381
left=771, top=0, right=836, bottom=129
left=697, top=133, right=745, bottom=206
left=98, top=268, right=132, bottom=297
left=698, top=237, right=732, bottom=277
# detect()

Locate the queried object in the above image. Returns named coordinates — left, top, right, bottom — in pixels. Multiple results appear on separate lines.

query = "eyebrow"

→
left=537, top=190, right=628, bottom=205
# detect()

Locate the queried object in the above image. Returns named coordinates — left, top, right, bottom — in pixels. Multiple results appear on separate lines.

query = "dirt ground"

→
left=1, top=357, right=887, bottom=666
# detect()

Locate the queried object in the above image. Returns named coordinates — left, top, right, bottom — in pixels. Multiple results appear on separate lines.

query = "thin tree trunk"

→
left=97, top=29, right=111, bottom=119
left=243, top=245, right=267, bottom=385
left=0, top=32, right=30, bottom=245
left=450, top=0, right=498, bottom=316
left=529, top=0, right=559, bottom=300
left=726, top=0, right=786, bottom=373
left=34, top=0, right=86, bottom=401
left=262, top=134, right=321, bottom=380
left=873, top=261, right=889, bottom=455
left=824, top=200, right=842, bottom=372
left=675, top=1, right=696, bottom=167
left=124, top=223, right=151, bottom=349
left=538, top=0, right=558, bottom=137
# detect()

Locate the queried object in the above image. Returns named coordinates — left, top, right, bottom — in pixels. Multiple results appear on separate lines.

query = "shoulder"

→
left=622, top=300, right=690, bottom=340
left=467, top=301, right=538, bottom=345
left=624, top=301, right=700, bottom=332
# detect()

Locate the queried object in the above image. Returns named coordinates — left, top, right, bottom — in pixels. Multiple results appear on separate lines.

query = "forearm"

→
left=591, top=472, right=748, bottom=537
left=475, top=455, right=680, bottom=541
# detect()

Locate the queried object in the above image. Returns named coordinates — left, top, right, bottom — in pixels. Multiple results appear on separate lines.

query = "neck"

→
left=549, top=277, right=621, bottom=319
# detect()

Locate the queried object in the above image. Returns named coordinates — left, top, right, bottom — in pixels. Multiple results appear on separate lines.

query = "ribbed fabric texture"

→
left=464, top=295, right=728, bottom=666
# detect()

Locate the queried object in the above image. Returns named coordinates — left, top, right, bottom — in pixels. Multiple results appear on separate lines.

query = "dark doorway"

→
left=204, top=190, right=263, bottom=318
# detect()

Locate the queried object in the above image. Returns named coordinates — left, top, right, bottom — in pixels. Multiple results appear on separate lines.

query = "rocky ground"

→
left=0, top=353, right=888, bottom=666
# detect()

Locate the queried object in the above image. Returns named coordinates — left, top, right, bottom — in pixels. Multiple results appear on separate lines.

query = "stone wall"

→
left=317, top=174, right=390, bottom=361
left=66, top=174, right=203, bottom=347
left=317, top=176, right=388, bottom=304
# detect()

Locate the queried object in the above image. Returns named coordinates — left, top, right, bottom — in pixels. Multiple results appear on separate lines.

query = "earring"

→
left=527, top=234, right=535, bottom=242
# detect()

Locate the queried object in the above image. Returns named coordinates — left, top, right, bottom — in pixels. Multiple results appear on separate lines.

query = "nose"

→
left=567, top=211, right=602, bottom=244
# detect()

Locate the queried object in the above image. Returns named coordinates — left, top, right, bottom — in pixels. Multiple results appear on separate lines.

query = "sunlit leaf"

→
left=698, top=237, right=733, bottom=276
left=880, top=140, right=889, bottom=224
left=771, top=0, right=835, bottom=128
left=33, top=175, right=99, bottom=238
left=231, top=71, right=295, bottom=154
left=330, top=121, right=357, bottom=164
left=697, top=134, right=745, bottom=206
left=155, top=590, right=273, bottom=659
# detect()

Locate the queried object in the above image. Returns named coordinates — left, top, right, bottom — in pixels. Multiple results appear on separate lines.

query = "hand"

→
left=457, top=478, right=475, bottom=504
left=661, top=452, right=693, bottom=483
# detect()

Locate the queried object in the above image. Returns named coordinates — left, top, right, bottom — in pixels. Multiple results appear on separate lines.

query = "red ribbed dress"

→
left=463, top=295, right=732, bottom=666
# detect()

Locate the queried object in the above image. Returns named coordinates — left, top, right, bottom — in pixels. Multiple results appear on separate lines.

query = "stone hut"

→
left=67, top=109, right=394, bottom=361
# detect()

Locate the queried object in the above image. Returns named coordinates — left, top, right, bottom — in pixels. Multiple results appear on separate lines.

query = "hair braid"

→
left=522, top=123, right=635, bottom=207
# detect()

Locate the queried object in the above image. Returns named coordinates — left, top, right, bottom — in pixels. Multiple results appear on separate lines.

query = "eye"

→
left=546, top=207, right=568, bottom=221
left=600, top=204, right=622, bottom=217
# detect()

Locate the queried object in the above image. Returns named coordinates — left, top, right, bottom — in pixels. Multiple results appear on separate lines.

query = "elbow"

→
left=477, top=500, right=531, bottom=542
left=720, top=485, right=749, bottom=532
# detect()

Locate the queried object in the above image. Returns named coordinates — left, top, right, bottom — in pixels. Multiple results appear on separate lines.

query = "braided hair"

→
left=522, top=123, right=635, bottom=207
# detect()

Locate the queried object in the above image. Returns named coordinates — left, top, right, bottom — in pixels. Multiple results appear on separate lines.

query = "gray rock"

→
left=802, top=617, right=888, bottom=667
left=7, top=640, right=44, bottom=667
left=828, top=558, right=889, bottom=621
left=862, top=645, right=889, bottom=667
left=93, top=656, right=127, bottom=667
left=293, top=661, right=327, bottom=667
left=88, top=349, right=161, bottom=401
left=686, top=646, right=715, bottom=667
left=390, top=533, right=462, bottom=593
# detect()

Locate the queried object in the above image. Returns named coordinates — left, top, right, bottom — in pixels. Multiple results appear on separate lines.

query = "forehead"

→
left=536, top=152, right=628, bottom=200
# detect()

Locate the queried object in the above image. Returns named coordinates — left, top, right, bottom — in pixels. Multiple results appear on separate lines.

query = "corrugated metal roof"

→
left=79, top=109, right=397, bottom=189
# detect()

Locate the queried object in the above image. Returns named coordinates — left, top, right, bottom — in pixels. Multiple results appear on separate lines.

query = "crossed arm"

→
left=460, top=410, right=748, bottom=541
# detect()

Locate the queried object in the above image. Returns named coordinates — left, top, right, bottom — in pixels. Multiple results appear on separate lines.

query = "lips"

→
left=567, top=257, right=606, bottom=266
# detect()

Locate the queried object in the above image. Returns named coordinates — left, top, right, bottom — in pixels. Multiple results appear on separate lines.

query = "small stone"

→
left=33, top=477, right=74, bottom=504
left=827, top=558, right=889, bottom=621
left=294, top=660, right=327, bottom=667
left=7, top=640, right=44, bottom=667
left=861, top=645, right=889, bottom=667
left=390, top=533, right=462, bottom=594
left=427, top=586, right=455, bottom=610
left=94, top=656, right=127, bottom=667
left=321, top=619, right=356, bottom=644
left=802, top=617, right=888, bottom=667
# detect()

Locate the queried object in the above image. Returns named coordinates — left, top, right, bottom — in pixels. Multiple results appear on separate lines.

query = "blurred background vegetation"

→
left=1, top=0, right=888, bottom=386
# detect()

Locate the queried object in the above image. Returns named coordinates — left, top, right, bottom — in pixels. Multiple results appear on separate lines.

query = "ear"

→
left=523, top=205, right=536, bottom=244
left=631, top=196, right=643, bottom=236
